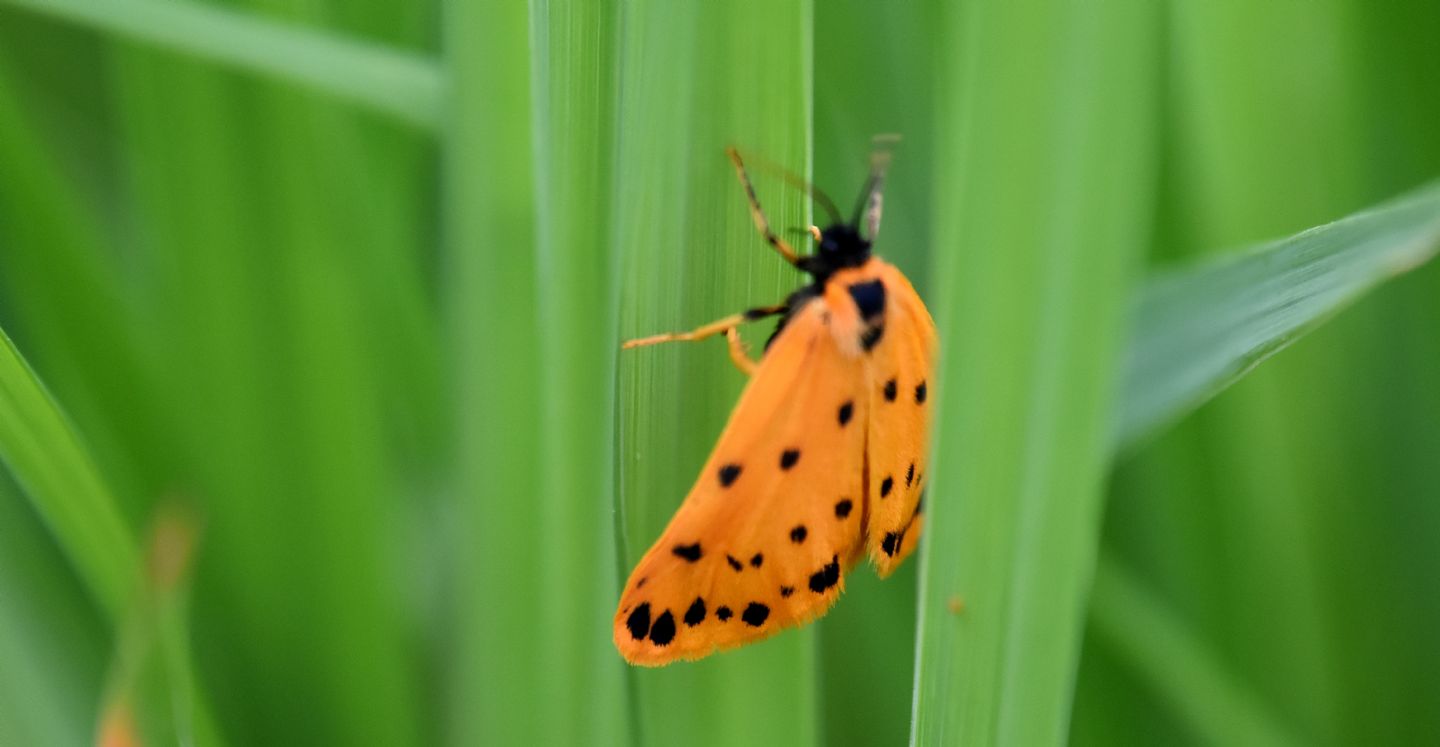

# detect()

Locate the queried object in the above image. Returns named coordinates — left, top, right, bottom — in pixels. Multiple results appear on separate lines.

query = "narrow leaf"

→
left=1117, top=180, right=1440, bottom=451
left=0, top=326, right=137, bottom=620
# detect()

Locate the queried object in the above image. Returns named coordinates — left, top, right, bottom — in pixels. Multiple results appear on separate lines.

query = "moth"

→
left=615, top=139, right=936, bottom=665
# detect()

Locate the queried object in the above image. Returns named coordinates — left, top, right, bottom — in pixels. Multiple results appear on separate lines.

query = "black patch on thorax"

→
left=847, top=279, right=886, bottom=321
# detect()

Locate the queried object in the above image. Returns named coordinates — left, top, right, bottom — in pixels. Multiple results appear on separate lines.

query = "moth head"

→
left=817, top=223, right=870, bottom=261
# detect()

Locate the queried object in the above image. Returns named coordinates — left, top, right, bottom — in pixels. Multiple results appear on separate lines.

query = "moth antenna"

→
left=736, top=148, right=844, bottom=225
left=850, top=133, right=901, bottom=238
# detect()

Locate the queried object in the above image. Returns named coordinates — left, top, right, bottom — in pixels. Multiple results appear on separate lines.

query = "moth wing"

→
left=615, top=300, right=869, bottom=666
left=862, top=263, right=937, bottom=576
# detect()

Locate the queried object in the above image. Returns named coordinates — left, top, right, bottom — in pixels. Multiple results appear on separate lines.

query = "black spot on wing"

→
left=750, top=553, right=764, bottom=568
left=906, top=463, right=915, bottom=487
left=673, top=543, right=702, bottom=562
left=883, top=378, right=897, bottom=401
left=718, top=463, right=742, bottom=487
left=780, top=449, right=800, bottom=470
left=808, top=555, right=840, bottom=593
left=838, top=401, right=853, bottom=426
left=835, top=499, right=853, bottom=518
left=790, top=525, right=807, bottom=543
left=717, top=606, right=733, bottom=622
left=780, top=586, right=795, bottom=598
left=915, top=380, right=928, bottom=404
left=649, top=610, right=676, bottom=645
left=684, top=597, right=706, bottom=627
left=635, top=577, right=647, bottom=589
left=742, top=602, right=770, bottom=627
left=882, top=532, right=900, bottom=557
left=626, top=603, right=651, bottom=640
left=726, top=554, right=743, bottom=571
left=880, top=476, right=894, bottom=498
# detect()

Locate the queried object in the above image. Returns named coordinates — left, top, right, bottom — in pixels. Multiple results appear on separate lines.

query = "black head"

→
left=798, top=223, right=871, bottom=282
left=791, top=141, right=894, bottom=283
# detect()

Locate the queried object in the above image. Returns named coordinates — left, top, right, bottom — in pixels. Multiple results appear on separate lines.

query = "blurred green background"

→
left=1, top=0, right=1438, bottom=745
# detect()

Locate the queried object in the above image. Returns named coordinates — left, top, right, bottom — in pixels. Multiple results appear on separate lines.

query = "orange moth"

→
left=616, top=139, right=936, bottom=666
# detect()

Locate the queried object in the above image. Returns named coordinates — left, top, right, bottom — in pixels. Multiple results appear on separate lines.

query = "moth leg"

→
left=725, top=147, right=801, bottom=266
left=622, top=304, right=786, bottom=350
left=724, top=327, right=758, bottom=376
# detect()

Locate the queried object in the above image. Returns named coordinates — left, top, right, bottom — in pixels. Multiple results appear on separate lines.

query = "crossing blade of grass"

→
left=613, top=0, right=813, bottom=744
left=1088, top=555, right=1294, bottom=746
left=1, top=0, right=442, bottom=128
left=913, top=2, right=1158, bottom=743
left=1116, top=179, right=1440, bottom=451
left=0, top=325, right=137, bottom=619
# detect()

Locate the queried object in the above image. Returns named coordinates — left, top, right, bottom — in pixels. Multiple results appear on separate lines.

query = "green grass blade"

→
left=1116, top=180, right=1440, bottom=451
left=442, top=0, right=631, bottom=743
left=441, top=0, right=549, bottom=744
left=0, top=325, right=137, bottom=619
left=2, top=0, right=442, bottom=128
left=613, top=0, right=814, bottom=744
left=527, top=0, right=631, bottom=742
left=812, top=4, right=938, bottom=739
left=1088, top=556, right=1295, bottom=746
left=913, top=2, right=1158, bottom=743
